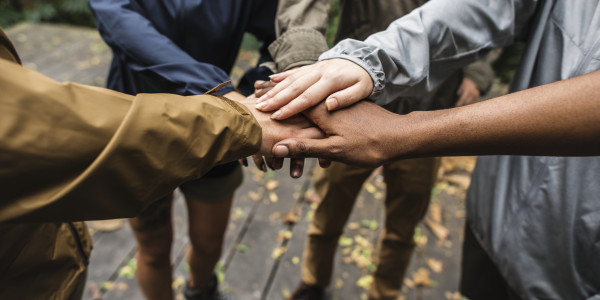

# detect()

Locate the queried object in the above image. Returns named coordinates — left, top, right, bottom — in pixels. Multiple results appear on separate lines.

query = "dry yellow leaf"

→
left=272, top=246, right=287, bottom=259
left=304, top=189, right=321, bottom=203
left=412, top=268, right=433, bottom=287
left=403, top=278, right=415, bottom=289
left=429, top=203, right=442, bottom=224
left=356, top=275, right=373, bottom=290
left=266, top=180, right=279, bottom=190
left=282, top=211, right=298, bottom=225
left=172, top=276, right=185, bottom=290
left=427, top=258, right=443, bottom=273
left=292, top=256, right=300, bottom=265
left=335, top=278, right=344, bottom=289
left=364, top=182, right=377, bottom=194
left=249, top=191, right=261, bottom=201
left=426, top=219, right=449, bottom=241
left=269, top=192, right=279, bottom=203
left=347, top=222, right=361, bottom=230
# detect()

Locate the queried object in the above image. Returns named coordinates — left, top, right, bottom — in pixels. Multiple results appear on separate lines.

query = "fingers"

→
left=264, top=156, right=284, bottom=170
left=289, top=158, right=305, bottom=178
left=255, top=71, right=322, bottom=115
left=323, top=83, right=371, bottom=111
left=252, top=155, right=267, bottom=172
left=272, top=137, right=334, bottom=159
left=238, top=158, right=248, bottom=167
left=318, top=158, right=331, bottom=168
left=254, top=80, right=276, bottom=98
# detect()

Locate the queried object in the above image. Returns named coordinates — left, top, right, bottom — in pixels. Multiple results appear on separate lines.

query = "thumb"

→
left=324, top=83, right=371, bottom=111
left=272, top=138, right=333, bottom=159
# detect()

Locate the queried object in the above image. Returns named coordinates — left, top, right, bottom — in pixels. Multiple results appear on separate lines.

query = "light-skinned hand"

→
left=254, top=58, right=373, bottom=120
left=455, top=78, right=481, bottom=107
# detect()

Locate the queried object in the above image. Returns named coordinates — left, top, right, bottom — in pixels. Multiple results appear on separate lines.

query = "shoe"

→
left=184, top=274, right=231, bottom=300
left=289, top=281, right=324, bottom=300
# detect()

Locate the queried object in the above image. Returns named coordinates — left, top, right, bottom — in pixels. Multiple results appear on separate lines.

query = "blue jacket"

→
left=89, top=0, right=277, bottom=97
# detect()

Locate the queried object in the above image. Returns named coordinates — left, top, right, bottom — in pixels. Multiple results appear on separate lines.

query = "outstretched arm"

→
left=273, top=70, right=600, bottom=166
left=0, top=59, right=321, bottom=222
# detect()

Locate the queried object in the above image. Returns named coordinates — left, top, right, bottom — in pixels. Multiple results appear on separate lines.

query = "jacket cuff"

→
left=269, top=28, right=329, bottom=72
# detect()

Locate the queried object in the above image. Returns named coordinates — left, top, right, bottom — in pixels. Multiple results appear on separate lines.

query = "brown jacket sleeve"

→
left=0, top=58, right=261, bottom=222
left=268, top=0, right=331, bottom=71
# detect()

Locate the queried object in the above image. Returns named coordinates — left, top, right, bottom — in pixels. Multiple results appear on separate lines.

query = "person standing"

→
left=263, top=1, right=497, bottom=299
left=89, top=1, right=278, bottom=299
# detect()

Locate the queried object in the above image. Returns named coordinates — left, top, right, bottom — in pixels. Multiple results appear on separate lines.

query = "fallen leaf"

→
left=304, top=189, right=321, bottom=203
left=249, top=191, right=261, bottom=201
left=374, top=192, right=384, bottom=200
left=404, top=278, right=415, bottom=289
left=356, top=275, right=373, bottom=290
left=364, top=182, right=377, bottom=194
left=269, top=192, right=279, bottom=203
left=426, top=219, right=449, bottom=241
left=347, top=222, right=361, bottom=230
left=232, top=207, right=245, bottom=221
left=282, top=211, right=298, bottom=225
left=172, top=276, right=185, bottom=290
left=292, top=256, right=300, bottom=265
left=427, top=258, right=443, bottom=273
left=455, top=210, right=466, bottom=218
left=282, top=288, right=291, bottom=298
left=272, top=246, right=287, bottom=259
left=335, top=278, right=344, bottom=289
left=429, top=203, right=442, bottom=224
left=412, top=268, right=433, bottom=287
left=266, top=180, right=279, bottom=190
left=277, top=230, right=293, bottom=242
left=101, top=281, right=115, bottom=291
left=116, top=283, right=129, bottom=291
left=339, top=236, right=353, bottom=247
left=236, top=244, right=249, bottom=253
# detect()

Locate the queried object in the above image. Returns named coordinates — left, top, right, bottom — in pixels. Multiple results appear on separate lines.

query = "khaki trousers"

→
left=301, top=158, right=438, bottom=300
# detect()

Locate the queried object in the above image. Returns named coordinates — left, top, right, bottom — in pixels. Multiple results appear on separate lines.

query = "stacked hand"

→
left=226, top=91, right=325, bottom=178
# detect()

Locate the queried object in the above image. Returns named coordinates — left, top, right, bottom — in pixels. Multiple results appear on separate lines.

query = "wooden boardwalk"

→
left=5, top=23, right=474, bottom=300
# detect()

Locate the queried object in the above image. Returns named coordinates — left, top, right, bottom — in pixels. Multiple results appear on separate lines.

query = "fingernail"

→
left=255, top=101, right=267, bottom=110
left=292, top=169, right=302, bottom=178
left=274, top=145, right=289, bottom=157
left=261, top=163, right=267, bottom=172
left=255, top=80, right=265, bottom=85
left=326, top=98, right=338, bottom=111
left=270, top=110, right=282, bottom=119
left=258, top=94, right=269, bottom=103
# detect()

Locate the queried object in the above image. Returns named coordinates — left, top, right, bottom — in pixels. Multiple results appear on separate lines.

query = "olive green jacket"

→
left=0, top=28, right=260, bottom=299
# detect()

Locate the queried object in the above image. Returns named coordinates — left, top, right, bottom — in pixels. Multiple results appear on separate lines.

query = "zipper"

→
left=66, top=222, right=89, bottom=265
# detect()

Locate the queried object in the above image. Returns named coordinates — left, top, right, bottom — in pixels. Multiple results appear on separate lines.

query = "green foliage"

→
left=0, top=0, right=95, bottom=28
left=326, top=0, right=340, bottom=46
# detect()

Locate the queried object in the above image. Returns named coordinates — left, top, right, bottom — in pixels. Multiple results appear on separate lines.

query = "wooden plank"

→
left=171, top=167, right=267, bottom=298
left=6, top=24, right=111, bottom=86
left=267, top=170, right=385, bottom=300
left=98, top=191, right=188, bottom=300
left=221, top=161, right=313, bottom=299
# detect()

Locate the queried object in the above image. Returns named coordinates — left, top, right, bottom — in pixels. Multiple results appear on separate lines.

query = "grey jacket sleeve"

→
left=268, top=0, right=331, bottom=71
left=319, top=0, right=537, bottom=105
